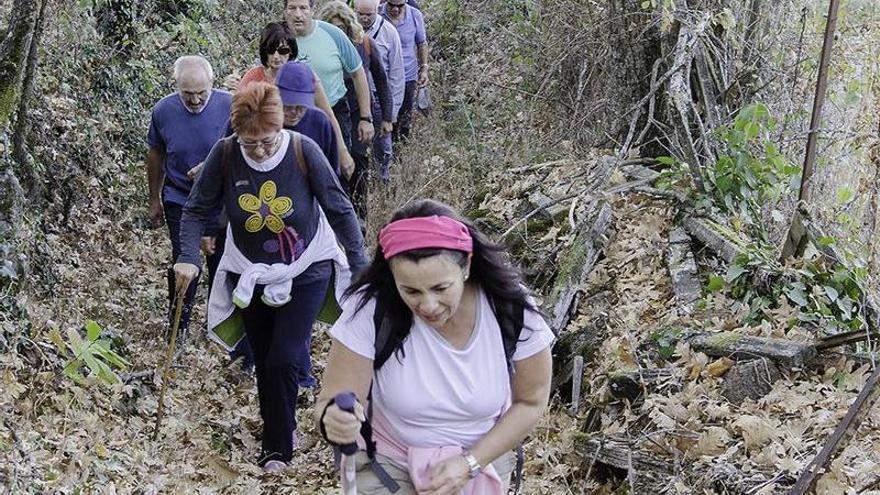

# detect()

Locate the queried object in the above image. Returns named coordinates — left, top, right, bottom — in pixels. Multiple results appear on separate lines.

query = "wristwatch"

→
left=359, top=115, right=373, bottom=123
left=462, top=451, right=481, bottom=479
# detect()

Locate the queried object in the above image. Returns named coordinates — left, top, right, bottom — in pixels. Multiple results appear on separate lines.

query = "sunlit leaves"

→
left=49, top=320, right=130, bottom=386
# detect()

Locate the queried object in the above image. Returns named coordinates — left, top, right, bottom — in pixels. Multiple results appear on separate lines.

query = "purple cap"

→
left=276, top=62, right=315, bottom=108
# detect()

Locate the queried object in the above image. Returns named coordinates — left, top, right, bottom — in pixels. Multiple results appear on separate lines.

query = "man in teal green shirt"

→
left=285, top=0, right=375, bottom=152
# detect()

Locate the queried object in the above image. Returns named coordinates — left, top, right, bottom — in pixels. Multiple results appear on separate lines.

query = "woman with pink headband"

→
left=315, top=199, right=554, bottom=494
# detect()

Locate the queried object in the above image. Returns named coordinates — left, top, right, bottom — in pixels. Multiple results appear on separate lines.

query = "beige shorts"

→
left=352, top=449, right=517, bottom=494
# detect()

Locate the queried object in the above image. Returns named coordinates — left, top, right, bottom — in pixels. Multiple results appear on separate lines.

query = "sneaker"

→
left=263, top=460, right=287, bottom=473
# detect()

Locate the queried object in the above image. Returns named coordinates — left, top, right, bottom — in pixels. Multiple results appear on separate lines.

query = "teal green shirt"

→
left=295, top=21, right=363, bottom=106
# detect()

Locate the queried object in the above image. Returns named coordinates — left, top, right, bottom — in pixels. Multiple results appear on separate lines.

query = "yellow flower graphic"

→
left=238, top=181, right=292, bottom=234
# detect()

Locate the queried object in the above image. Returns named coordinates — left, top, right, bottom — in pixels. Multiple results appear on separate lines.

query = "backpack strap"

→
left=221, top=135, right=234, bottom=178
left=371, top=18, right=384, bottom=40
left=292, top=131, right=307, bottom=178
left=490, top=296, right=526, bottom=375
left=349, top=299, right=400, bottom=492
left=372, top=302, right=395, bottom=371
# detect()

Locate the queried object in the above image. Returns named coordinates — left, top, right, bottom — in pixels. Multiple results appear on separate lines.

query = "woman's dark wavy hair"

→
left=344, top=199, right=538, bottom=361
left=259, top=22, right=298, bottom=67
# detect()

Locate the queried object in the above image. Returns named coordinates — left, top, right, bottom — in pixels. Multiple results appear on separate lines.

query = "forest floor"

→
left=3, top=1, right=880, bottom=493
left=4, top=142, right=879, bottom=493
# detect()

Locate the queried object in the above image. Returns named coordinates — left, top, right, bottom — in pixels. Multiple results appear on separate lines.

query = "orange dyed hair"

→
left=230, top=82, right=284, bottom=136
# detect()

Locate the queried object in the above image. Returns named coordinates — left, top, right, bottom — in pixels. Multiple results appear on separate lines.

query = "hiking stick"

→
left=153, top=287, right=185, bottom=440
left=335, top=392, right=359, bottom=495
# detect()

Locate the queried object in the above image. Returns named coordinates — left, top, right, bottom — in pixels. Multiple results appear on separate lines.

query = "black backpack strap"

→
left=371, top=18, right=384, bottom=39
left=491, top=296, right=525, bottom=375
left=491, top=296, right=526, bottom=493
left=373, top=300, right=395, bottom=371
left=348, top=299, right=400, bottom=492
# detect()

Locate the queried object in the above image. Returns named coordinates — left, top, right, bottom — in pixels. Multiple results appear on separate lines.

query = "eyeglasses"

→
left=239, top=134, right=280, bottom=151
left=271, top=46, right=292, bottom=56
left=386, top=2, right=406, bottom=9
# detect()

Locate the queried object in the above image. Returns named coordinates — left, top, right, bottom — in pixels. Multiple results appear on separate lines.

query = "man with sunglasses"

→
left=381, top=0, right=427, bottom=143
left=285, top=0, right=375, bottom=155
left=145, top=55, right=232, bottom=346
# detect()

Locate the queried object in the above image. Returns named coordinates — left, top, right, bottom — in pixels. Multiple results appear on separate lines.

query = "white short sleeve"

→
left=511, top=305, right=555, bottom=361
left=328, top=292, right=378, bottom=360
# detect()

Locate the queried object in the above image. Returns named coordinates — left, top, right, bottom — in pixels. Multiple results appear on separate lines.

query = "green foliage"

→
left=653, top=156, right=690, bottom=191
left=781, top=246, right=870, bottom=333
left=704, top=104, right=800, bottom=234
left=649, top=327, right=683, bottom=361
left=49, top=320, right=130, bottom=385
left=706, top=236, right=871, bottom=334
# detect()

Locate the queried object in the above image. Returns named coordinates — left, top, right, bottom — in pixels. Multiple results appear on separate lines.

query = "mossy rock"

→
left=464, top=208, right=490, bottom=221
left=525, top=215, right=554, bottom=234
left=706, top=331, right=742, bottom=348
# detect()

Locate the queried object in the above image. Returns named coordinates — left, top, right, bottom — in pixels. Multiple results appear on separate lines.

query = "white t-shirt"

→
left=328, top=288, right=555, bottom=448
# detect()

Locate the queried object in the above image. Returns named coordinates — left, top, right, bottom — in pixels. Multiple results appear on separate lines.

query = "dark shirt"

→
left=178, top=131, right=367, bottom=277
left=147, top=91, right=233, bottom=206
left=286, top=107, right=339, bottom=176
left=346, top=37, right=393, bottom=123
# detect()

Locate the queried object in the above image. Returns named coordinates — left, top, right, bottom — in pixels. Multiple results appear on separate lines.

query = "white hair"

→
left=173, top=55, right=214, bottom=81
left=355, top=0, right=380, bottom=10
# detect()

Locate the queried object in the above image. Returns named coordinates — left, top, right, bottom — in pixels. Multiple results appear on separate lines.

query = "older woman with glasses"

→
left=241, top=21, right=354, bottom=179
left=174, top=82, right=367, bottom=472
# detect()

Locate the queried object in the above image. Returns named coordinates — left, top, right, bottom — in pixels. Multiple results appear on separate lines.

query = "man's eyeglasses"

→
left=386, top=2, right=406, bottom=9
left=240, top=135, right=280, bottom=151
left=271, top=46, right=292, bottom=56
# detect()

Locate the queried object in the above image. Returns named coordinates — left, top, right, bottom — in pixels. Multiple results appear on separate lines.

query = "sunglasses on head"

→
left=271, top=46, right=292, bottom=56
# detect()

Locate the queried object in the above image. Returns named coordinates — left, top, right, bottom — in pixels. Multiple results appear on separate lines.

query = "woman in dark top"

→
left=174, top=82, right=367, bottom=472
left=318, top=0, right=393, bottom=222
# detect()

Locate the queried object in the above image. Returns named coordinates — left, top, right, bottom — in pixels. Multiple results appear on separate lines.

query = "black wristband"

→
left=359, top=115, right=373, bottom=123
left=319, top=398, right=338, bottom=445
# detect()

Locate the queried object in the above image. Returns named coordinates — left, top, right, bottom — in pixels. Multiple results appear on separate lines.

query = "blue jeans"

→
left=373, top=104, right=393, bottom=182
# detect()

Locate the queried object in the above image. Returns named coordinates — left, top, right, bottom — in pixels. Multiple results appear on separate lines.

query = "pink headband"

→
left=379, top=215, right=473, bottom=259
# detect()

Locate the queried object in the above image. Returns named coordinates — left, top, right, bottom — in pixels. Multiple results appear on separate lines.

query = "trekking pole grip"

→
left=334, top=391, right=359, bottom=455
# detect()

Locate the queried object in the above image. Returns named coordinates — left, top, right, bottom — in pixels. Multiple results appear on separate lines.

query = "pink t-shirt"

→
left=329, top=288, right=554, bottom=448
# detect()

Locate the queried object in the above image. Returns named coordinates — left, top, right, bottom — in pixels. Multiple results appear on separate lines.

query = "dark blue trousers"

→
left=206, top=228, right=254, bottom=369
left=164, top=202, right=198, bottom=340
left=393, top=80, right=417, bottom=143
left=242, top=275, right=329, bottom=465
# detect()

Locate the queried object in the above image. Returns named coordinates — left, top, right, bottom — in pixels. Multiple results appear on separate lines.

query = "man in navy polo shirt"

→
left=146, top=55, right=232, bottom=344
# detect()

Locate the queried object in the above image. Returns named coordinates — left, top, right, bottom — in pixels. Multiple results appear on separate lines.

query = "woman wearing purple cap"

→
left=276, top=61, right=340, bottom=177
left=315, top=199, right=554, bottom=494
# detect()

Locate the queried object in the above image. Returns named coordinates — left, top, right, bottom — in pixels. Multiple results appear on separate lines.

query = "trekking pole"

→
left=153, top=287, right=186, bottom=440
left=335, top=392, right=359, bottom=495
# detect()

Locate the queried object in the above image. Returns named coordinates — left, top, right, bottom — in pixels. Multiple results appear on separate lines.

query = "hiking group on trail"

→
left=145, top=1, right=554, bottom=493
